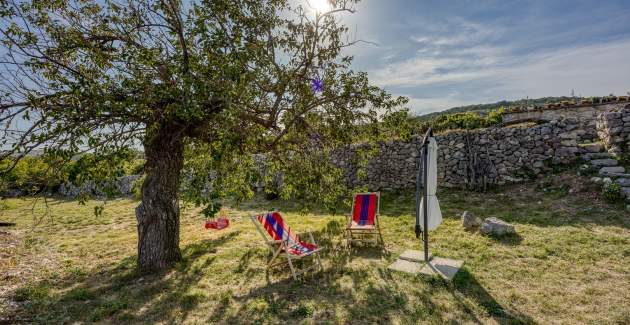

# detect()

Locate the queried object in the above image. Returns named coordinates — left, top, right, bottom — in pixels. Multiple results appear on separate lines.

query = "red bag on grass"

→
left=205, top=217, right=229, bottom=230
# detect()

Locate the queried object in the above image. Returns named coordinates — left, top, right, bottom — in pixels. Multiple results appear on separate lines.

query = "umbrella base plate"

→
left=398, top=249, right=432, bottom=263
left=388, top=258, right=423, bottom=274
left=419, top=256, right=464, bottom=281
left=389, top=252, right=463, bottom=281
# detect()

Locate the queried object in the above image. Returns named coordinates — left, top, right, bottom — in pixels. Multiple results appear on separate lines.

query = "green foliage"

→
left=0, top=156, right=65, bottom=194
left=381, top=108, right=415, bottom=140
left=486, top=107, right=505, bottom=125
left=1, top=150, right=142, bottom=196
left=0, top=0, right=409, bottom=273
left=66, top=149, right=139, bottom=185
left=415, top=96, right=572, bottom=122
left=602, top=182, right=625, bottom=203
left=0, top=0, right=404, bottom=211
left=414, top=107, right=505, bottom=134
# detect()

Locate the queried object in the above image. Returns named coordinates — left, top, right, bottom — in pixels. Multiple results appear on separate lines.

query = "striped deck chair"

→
left=251, top=211, right=323, bottom=280
left=346, top=192, right=384, bottom=246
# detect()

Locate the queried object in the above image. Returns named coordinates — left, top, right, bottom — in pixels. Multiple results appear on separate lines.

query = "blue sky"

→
left=332, top=0, right=630, bottom=115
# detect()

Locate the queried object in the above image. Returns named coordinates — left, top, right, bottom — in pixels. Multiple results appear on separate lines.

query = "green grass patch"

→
left=1, top=172, right=629, bottom=323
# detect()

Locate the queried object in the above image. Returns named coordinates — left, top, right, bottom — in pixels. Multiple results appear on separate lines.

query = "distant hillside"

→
left=415, top=96, right=574, bottom=121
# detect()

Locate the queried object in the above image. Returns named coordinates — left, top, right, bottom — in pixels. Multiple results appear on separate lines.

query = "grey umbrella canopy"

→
left=415, top=128, right=443, bottom=261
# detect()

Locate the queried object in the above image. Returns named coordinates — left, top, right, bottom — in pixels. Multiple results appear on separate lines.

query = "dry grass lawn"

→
left=1, top=173, right=629, bottom=324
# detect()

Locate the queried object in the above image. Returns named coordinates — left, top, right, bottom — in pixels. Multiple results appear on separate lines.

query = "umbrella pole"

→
left=414, top=147, right=422, bottom=239
left=422, top=138, right=429, bottom=262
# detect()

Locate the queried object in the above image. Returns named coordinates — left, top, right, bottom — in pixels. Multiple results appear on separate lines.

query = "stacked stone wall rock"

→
left=333, top=118, right=584, bottom=190
left=502, top=103, right=630, bottom=142
left=58, top=174, right=141, bottom=198
left=596, top=104, right=630, bottom=155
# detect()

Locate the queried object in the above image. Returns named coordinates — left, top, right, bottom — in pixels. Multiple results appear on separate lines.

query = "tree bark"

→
left=135, top=124, right=184, bottom=273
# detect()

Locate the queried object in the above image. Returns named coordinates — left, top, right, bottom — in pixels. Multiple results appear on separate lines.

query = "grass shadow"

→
left=9, top=231, right=241, bottom=324
left=452, top=268, right=534, bottom=324
left=486, top=232, right=524, bottom=246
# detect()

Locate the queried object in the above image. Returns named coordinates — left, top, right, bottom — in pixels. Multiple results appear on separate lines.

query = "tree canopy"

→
left=0, top=0, right=405, bottom=272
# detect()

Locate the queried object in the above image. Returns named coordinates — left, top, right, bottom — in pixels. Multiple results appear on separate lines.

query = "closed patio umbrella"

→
left=419, top=136, right=442, bottom=231
left=415, top=128, right=442, bottom=261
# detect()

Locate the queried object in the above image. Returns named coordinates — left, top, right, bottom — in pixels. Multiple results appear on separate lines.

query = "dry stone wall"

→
left=58, top=175, right=141, bottom=198
left=596, top=104, right=630, bottom=155
left=502, top=103, right=630, bottom=142
left=333, top=118, right=587, bottom=190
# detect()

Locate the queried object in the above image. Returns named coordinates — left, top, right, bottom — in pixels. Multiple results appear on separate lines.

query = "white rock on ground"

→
left=480, top=217, right=516, bottom=236
left=461, top=211, right=482, bottom=230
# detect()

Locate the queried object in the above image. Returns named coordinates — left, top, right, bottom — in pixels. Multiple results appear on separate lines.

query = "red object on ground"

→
left=205, top=217, right=229, bottom=230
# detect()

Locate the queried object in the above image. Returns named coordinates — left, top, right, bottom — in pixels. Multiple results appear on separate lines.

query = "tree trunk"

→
left=135, top=124, right=184, bottom=273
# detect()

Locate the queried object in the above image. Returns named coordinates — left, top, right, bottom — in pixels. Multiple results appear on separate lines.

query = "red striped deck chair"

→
left=251, top=211, right=323, bottom=280
left=346, top=192, right=384, bottom=246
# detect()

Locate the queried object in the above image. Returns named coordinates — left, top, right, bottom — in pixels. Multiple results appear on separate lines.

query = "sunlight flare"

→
left=309, top=0, right=331, bottom=13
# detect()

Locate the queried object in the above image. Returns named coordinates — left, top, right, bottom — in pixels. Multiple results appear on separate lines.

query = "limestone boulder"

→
left=461, top=211, right=482, bottom=230
left=480, top=217, right=516, bottom=236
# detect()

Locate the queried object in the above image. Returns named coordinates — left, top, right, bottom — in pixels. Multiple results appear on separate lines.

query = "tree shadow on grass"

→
left=10, top=231, right=241, bottom=324
left=452, top=268, right=534, bottom=324
left=486, top=232, right=524, bottom=246
left=217, top=255, right=534, bottom=324
left=210, top=219, right=533, bottom=324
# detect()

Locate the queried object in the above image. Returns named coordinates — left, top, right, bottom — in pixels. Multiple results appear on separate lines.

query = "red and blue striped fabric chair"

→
left=346, top=192, right=384, bottom=246
left=251, top=211, right=323, bottom=280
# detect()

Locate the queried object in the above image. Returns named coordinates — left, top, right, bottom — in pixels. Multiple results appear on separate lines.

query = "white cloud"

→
left=492, top=40, right=630, bottom=98
left=370, top=39, right=630, bottom=114
left=403, top=95, right=473, bottom=115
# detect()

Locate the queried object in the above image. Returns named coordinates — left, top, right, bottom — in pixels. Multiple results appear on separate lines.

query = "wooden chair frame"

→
left=251, top=213, right=323, bottom=280
left=346, top=192, right=384, bottom=247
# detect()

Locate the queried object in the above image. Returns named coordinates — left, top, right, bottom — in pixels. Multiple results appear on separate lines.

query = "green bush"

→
left=602, top=182, right=625, bottom=203
left=1, top=149, right=144, bottom=196
left=416, top=107, right=505, bottom=134
left=0, top=156, right=65, bottom=194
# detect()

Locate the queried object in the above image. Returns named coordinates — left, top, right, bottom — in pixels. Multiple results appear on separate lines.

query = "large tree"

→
left=0, top=0, right=405, bottom=272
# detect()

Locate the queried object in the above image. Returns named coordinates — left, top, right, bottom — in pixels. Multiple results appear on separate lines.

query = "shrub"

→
left=0, top=156, right=65, bottom=194
left=1, top=149, right=143, bottom=196
left=416, top=107, right=505, bottom=134
left=602, top=182, right=625, bottom=203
